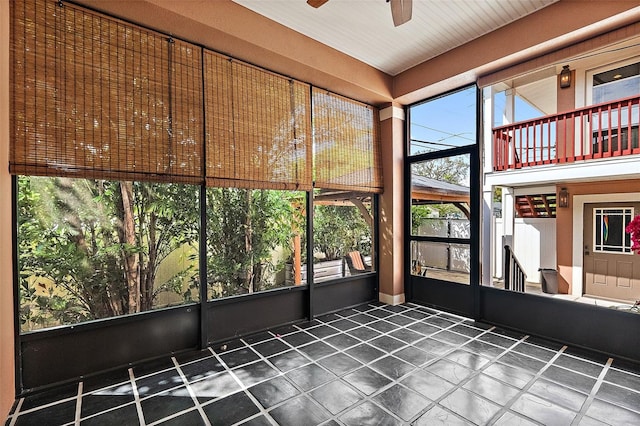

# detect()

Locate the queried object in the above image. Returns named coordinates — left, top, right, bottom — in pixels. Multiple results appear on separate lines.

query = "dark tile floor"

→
left=5, top=302, right=640, bottom=425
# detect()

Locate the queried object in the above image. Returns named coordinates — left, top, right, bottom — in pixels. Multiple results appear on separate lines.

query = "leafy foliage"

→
left=411, top=205, right=433, bottom=234
left=18, top=177, right=371, bottom=330
left=412, top=156, right=468, bottom=186
left=314, top=205, right=371, bottom=261
left=205, top=188, right=302, bottom=298
left=18, top=177, right=199, bottom=331
left=411, top=155, right=470, bottom=224
left=626, top=214, right=640, bottom=254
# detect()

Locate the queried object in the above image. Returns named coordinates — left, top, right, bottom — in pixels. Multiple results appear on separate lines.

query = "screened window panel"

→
left=312, top=88, right=383, bottom=193
left=10, top=0, right=204, bottom=183
left=204, top=51, right=312, bottom=190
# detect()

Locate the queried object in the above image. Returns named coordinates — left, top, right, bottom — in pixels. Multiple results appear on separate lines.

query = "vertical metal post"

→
left=199, top=185, right=208, bottom=348
left=12, top=176, right=24, bottom=394
left=404, top=106, right=413, bottom=302
left=372, top=194, right=380, bottom=295
left=471, top=85, right=482, bottom=320
left=307, top=85, right=315, bottom=319
left=503, top=245, right=511, bottom=291
left=199, top=48, right=208, bottom=348
left=306, top=191, right=314, bottom=320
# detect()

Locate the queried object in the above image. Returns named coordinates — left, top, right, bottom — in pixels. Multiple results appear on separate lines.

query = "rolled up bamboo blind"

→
left=10, top=0, right=204, bottom=183
left=10, top=0, right=382, bottom=194
left=312, top=88, right=383, bottom=193
left=203, top=50, right=312, bottom=191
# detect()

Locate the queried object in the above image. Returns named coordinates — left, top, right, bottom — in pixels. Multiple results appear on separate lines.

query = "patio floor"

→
left=5, top=302, right=640, bottom=425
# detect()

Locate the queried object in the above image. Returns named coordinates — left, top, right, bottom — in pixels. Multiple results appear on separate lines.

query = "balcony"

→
left=493, top=95, right=640, bottom=171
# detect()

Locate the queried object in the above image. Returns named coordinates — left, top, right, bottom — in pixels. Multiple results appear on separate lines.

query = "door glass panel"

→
left=593, top=207, right=633, bottom=254
left=412, top=213, right=470, bottom=238
left=410, top=241, right=470, bottom=285
left=409, top=86, right=477, bottom=155
left=410, top=154, right=471, bottom=235
left=410, top=154, right=471, bottom=285
left=593, top=61, right=640, bottom=104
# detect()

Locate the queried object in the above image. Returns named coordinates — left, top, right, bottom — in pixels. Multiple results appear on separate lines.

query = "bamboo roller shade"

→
left=204, top=51, right=313, bottom=191
left=10, top=0, right=382, bottom=193
left=10, top=0, right=204, bottom=183
left=312, top=88, right=383, bottom=194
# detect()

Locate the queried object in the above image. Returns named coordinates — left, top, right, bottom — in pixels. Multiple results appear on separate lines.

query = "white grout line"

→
left=13, top=303, right=636, bottom=426
left=211, top=350, right=281, bottom=425
left=571, top=357, right=613, bottom=425
left=6, top=394, right=79, bottom=417
left=168, top=356, right=212, bottom=426
left=129, top=367, right=146, bottom=426
left=483, top=342, right=568, bottom=425
left=228, top=310, right=419, bottom=423
left=6, top=398, right=22, bottom=426
left=74, top=382, right=83, bottom=425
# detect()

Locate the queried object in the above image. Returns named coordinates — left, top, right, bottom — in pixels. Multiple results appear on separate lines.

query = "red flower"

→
left=626, top=215, right=640, bottom=254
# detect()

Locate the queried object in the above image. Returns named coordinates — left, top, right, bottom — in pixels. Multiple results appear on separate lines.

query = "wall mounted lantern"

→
left=560, top=65, right=571, bottom=89
left=558, top=188, right=569, bottom=208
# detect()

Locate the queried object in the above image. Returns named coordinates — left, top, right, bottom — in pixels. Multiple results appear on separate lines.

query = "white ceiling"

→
left=233, top=0, right=559, bottom=76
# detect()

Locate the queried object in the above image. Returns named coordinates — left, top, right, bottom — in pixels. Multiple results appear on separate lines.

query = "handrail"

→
left=493, top=95, right=640, bottom=171
left=504, top=245, right=527, bottom=292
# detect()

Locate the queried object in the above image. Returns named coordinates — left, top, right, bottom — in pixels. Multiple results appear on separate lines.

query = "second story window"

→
left=592, top=61, right=640, bottom=104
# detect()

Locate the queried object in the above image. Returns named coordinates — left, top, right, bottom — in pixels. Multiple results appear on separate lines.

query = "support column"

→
left=1, top=0, right=16, bottom=413
left=378, top=104, right=405, bottom=305
left=481, top=86, right=494, bottom=286
left=503, top=88, right=515, bottom=125
left=501, top=187, right=516, bottom=274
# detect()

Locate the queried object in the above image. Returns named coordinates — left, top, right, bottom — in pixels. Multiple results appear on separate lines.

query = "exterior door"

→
left=584, top=202, right=640, bottom=302
left=405, top=85, right=479, bottom=317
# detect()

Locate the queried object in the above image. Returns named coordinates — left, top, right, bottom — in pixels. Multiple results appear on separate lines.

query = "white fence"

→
left=413, top=219, right=471, bottom=273
left=493, top=217, right=556, bottom=283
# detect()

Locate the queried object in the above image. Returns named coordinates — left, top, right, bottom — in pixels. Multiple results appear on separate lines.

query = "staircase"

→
left=504, top=245, right=527, bottom=292
left=514, top=194, right=556, bottom=218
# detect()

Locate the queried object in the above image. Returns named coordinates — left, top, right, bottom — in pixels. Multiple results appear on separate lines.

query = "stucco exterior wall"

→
left=556, top=179, right=640, bottom=294
left=378, top=105, right=405, bottom=303
left=1, top=0, right=16, bottom=416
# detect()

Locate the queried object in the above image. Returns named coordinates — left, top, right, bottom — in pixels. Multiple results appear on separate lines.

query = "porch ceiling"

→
left=232, top=0, right=559, bottom=76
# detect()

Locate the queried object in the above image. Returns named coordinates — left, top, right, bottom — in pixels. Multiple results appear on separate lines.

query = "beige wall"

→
left=378, top=105, right=405, bottom=303
left=556, top=179, right=640, bottom=293
left=557, top=70, right=576, bottom=113
left=556, top=70, right=577, bottom=159
left=1, top=0, right=15, bottom=416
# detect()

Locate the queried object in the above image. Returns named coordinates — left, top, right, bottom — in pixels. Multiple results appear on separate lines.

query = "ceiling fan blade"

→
left=390, top=0, right=412, bottom=27
left=307, top=0, right=329, bottom=8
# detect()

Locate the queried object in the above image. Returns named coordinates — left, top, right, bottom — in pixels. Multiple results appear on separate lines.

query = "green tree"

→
left=411, top=205, right=432, bottom=234
left=412, top=156, right=469, bottom=185
left=314, top=204, right=371, bottom=260
left=17, top=177, right=199, bottom=330
left=411, top=156, right=470, bottom=220
left=205, top=188, right=300, bottom=298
